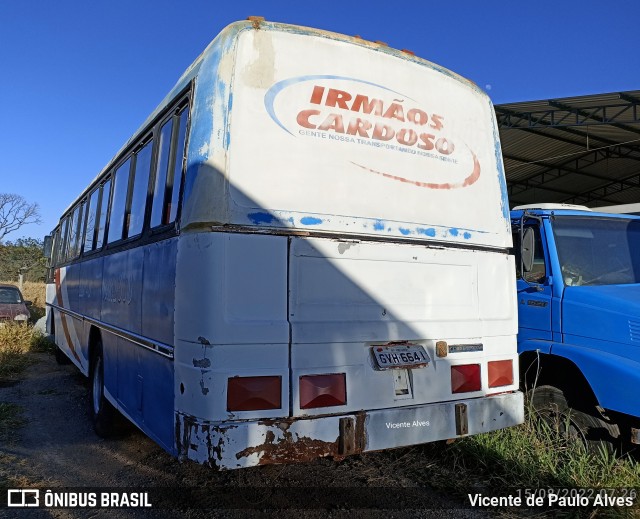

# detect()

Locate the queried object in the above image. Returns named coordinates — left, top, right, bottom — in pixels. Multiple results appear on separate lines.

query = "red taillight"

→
left=227, top=376, right=281, bottom=411
left=451, top=364, right=481, bottom=393
left=488, top=360, right=513, bottom=388
left=299, top=373, right=346, bottom=409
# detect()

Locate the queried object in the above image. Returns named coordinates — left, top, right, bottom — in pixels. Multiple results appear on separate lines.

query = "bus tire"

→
left=529, top=385, right=619, bottom=455
left=90, top=343, right=127, bottom=438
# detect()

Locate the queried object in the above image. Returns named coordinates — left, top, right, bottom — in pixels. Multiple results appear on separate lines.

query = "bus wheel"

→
left=529, top=385, right=619, bottom=455
left=90, top=344, right=127, bottom=437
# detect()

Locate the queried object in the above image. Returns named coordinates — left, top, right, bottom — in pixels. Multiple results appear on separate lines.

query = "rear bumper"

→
left=176, top=391, right=524, bottom=470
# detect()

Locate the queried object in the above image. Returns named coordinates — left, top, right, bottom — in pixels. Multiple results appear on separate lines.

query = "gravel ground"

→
left=0, top=352, right=504, bottom=519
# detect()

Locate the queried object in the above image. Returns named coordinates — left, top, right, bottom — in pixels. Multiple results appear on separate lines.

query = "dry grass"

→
left=0, top=281, right=51, bottom=380
left=15, top=280, right=46, bottom=309
left=0, top=324, right=35, bottom=379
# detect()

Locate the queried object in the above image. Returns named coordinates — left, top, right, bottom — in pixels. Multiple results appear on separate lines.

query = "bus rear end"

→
left=173, top=20, right=523, bottom=469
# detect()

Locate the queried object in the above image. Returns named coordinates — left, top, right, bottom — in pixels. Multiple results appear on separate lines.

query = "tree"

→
left=0, top=238, right=46, bottom=282
left=0, top=193, right=42, bottom=243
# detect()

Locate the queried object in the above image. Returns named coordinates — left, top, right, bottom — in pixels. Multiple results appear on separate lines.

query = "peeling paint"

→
left=248, top=212, right=276, bottom=225
left=337, top=242, right=355, bottom=254
left=193, top=358, right=211, bottom=368
left=417, top=228, right=436, bottom=237
left=234, top=421, right=341, bottom=465
left=300, top=216, right=322, bottom=225
left=175, top=412, right=365, bottom=469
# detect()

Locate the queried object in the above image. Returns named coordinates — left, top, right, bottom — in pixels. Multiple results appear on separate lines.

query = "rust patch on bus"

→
left=235, top=422, right=341, bottom=465
left=177, top=412, right=369, bottom=468
left=234, top=416, right=368, bottom=465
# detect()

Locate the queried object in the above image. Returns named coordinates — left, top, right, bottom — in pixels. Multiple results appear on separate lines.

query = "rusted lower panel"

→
left=175, top=412, right=365, bottom=470
left=235, top=429, right=340, bottom=466
left=175, top=393, right=523, bottom=470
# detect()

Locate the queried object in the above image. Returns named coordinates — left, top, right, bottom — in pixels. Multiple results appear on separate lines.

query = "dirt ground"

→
left=0, top=351, right=496, bottom=519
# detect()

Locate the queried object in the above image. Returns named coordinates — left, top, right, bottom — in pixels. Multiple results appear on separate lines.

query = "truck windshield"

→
left=552, top=216, right=640, bottom=286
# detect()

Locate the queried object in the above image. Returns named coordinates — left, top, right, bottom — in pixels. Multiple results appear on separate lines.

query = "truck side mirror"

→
left=43, top=235, right=53, bottom=260
left=522, top=227, right=535, bottom=273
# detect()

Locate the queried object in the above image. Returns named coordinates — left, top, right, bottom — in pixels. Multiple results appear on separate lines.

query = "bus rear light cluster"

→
left=488, top=360, right=513, bottom=388
left=451, top=364, right=481, bottom=393
left=227, top=376, right=281, bottom=411
left=299, top=373, right=346, bottom=409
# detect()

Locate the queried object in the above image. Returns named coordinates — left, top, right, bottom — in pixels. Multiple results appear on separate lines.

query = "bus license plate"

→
left=373, top=344, right=429, bottom=370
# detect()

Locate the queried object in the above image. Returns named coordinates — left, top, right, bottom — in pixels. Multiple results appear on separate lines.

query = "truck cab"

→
left=511, top=204, right=640, bottom=451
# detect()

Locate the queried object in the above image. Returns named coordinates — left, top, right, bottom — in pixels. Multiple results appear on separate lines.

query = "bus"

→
left=45, top=18, right=523, bottom=470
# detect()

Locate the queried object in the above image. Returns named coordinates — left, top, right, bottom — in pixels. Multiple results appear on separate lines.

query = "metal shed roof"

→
left=495, top=90, right=640, bottom=209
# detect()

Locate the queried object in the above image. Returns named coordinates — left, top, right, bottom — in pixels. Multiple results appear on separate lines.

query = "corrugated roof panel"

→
left=497, top=90, right=640, bottom=208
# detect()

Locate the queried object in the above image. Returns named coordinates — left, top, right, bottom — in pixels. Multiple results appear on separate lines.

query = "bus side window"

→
left=150, top=119, right=173, bottom=228
left=72, top=203, right=84, bottom=259
left=150, top=106, right=188, bottom=228
left=96, top=179, right=111, bottom=250
left=52, top=227, right=62, bottom=267
left=167, top=108, right=189, bottom=223
left=83, top=188, right=100, bottom=253
left=58, top=218, right=69, bottom=264
left=66, top=205, right=82, bottom=260
left=108, top=159, right=131, bottom=243
left=127, top=139, right=153, bottom=238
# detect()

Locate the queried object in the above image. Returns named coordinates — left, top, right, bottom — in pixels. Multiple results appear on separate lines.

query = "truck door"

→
left=514, top=223, right=553, bottom=342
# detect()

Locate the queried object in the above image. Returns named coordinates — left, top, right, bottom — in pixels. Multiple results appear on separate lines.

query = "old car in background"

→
left=0, top=284, right=32, bottom=323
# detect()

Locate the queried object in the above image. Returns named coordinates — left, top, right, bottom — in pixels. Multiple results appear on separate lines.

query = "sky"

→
left=1, top=0, right=638, bottom=241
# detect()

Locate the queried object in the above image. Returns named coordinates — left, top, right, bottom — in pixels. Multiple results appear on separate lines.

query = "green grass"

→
left=424, top=407, right=640, bottom=518
left=453, top=416, right=640, bottom=489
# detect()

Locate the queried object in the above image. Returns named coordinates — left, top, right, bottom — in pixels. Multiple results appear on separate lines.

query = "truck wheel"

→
left=90, top=342, right=128, bottom=438
left=529, top=385, right=619, bottom=455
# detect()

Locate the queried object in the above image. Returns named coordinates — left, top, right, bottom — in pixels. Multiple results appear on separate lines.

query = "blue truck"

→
left=511, top=204, right=640, bottom=452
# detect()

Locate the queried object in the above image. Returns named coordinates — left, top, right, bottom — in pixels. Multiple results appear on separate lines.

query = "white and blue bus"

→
left=46, top=18, right=523, bottom=470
